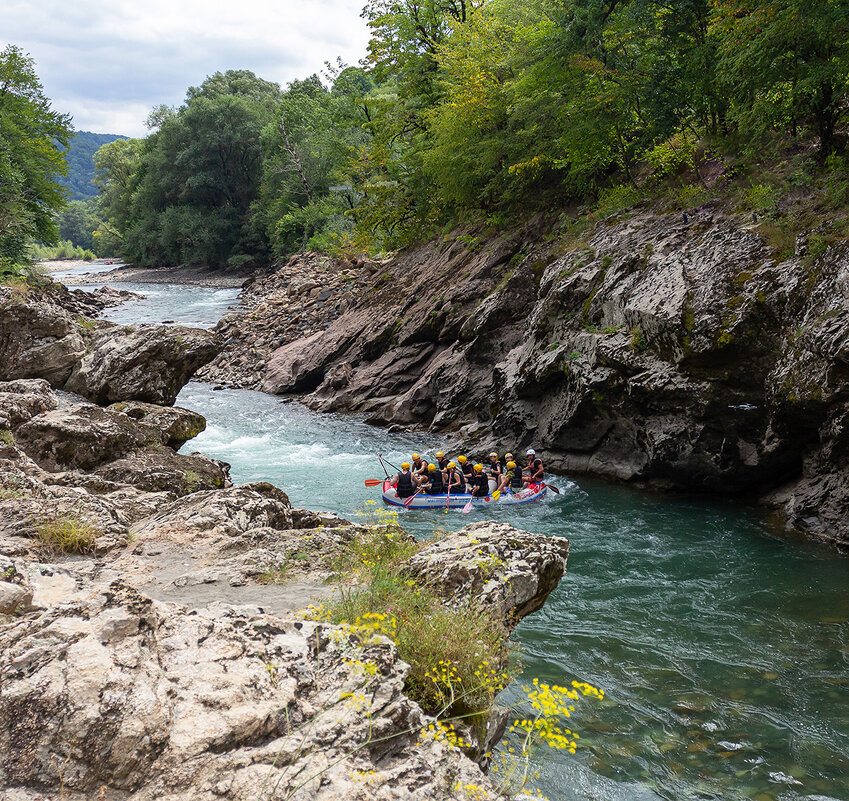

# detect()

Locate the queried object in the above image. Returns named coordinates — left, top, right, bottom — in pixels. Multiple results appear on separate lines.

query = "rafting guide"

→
left=367, top=450, right=558, bottom=510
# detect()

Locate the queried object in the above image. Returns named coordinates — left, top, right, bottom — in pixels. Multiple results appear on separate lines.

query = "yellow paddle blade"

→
left=492, top=490, right=500, bottom=500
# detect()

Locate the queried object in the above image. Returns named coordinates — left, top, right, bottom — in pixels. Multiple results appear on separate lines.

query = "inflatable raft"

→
left=380, top=479, right=547, bottom=508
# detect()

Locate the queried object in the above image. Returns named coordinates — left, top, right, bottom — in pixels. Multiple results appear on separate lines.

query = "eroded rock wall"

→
left=247, top=211, right=848, bottom=545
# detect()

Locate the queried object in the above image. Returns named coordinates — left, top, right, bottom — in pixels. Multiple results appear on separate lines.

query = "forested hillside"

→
left=92, top=0, right=849, bottom=271
left=60, top=131, right=125, bottom=199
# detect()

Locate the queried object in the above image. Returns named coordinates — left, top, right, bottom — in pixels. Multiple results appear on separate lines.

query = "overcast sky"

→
left=3, top=0, right=372, bottom=137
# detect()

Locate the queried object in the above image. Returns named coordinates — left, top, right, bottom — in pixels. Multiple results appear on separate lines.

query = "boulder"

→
left=94, top=447, right=229, bottom=497
left=14, top=404, right=159, bottom=471
left=0, top=580, right=30, bottom=614
left=0, top=581, right=503, bottom=801
left=0, top=281, right=220, bottom=405
left=64, top=324, right=222, bottom=405
left=107, top=401, right=207, bottom=448
left=0, top=283, right=87, bottom=386
left=132, top=482, right=294, bottom=540
left=0, top=379, right=60, bottom=430
left=402, top=522, right=570, bottom=626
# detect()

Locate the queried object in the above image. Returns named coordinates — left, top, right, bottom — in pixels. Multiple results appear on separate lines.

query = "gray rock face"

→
left=94, top=447, right=228, bottom=496
left=403, top=522, right=570, bottom=626
left=65, top=324, right=222, bottom=405
left=0, top=582, right=504, bottom=801
left=107, top=401, right=207, bottom=448
left=0, top=281, right=221, bottom=405
left=15, top=403, right=159, bottom=471
left=252, top=212, right=849, bottom=545
left=0, top=580, right=30, bottom=614
left=0, top=379, right=60, bottom=430
left=132, top=482, right=295, bottom=539
left=0, top=385, right=223, bottom=557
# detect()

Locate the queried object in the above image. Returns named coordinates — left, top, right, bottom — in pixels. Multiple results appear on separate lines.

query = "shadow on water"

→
left=177, top=381, right=849, bottom=801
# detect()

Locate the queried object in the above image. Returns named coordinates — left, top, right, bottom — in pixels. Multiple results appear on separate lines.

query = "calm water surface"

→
left=77, top=271, right=849, bottom=801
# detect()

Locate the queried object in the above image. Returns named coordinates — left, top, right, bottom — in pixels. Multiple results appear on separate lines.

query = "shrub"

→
left=36, top=515, right=99, bottom=554
left=327, top=565, right=512, bottom=741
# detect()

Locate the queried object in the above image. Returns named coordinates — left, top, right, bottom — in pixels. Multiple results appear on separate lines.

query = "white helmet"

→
left=526, top=448, right=536, bottom=455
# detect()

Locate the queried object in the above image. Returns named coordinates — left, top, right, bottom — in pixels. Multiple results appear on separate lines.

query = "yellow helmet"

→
left=457, top=455, right=467, bottom=464
left=489, top=452, right=498, bottom=458
left=428, top=463, right=437, bottom=472
left=436, top=450, right=445, bottom=458
left=412, top=452, right=420, bottom=460
left=473, top=463, right=483, bottom=472
left=401, top=462, right=411, bottom=470
left=448, top=461, right=456, bottom=469
left=505, top=452, right=514, bottom=459
left=507, top=461, right=516, bottom=470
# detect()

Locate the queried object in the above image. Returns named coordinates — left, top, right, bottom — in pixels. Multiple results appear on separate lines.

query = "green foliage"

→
left=0, top=45, right=72, bottom=267
left=76, top=0, right=849, bottom=265
left=30, top=239, right=96, bottom=261
left=58, top=131, right=126, bottom=199
left=713, top=0, right=849, bottom=156
left=36, top=515, right=99, bottom=554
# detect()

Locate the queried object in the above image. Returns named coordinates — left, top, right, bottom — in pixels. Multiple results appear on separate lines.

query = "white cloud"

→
left=3, top=0, right=372, bottom=136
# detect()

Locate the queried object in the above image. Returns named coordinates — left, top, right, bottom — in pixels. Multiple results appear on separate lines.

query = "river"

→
left=70, top=265, right=849, bottom=801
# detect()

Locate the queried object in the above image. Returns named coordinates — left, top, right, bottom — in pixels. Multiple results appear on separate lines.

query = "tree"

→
left=0, top=45, right=72, bottom=268
left=108, top=71, right=281, bottom=269
left=713, top=0, right=849, bottom=155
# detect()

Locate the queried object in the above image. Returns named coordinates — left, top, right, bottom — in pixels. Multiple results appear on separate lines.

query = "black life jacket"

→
left=527, top=458, right=542, bottom=480
left=427, top=471, right=444, bottom=494
left=396, top=470, right=414, bottom=498
left=472, top=472, right=489, bottom=496
left=509, top=470, right=523, bottom=489
left=412, top=458, right=425, bottom=472
left=486, top=460, right=501, bottom=476
left=462, top=462, right=473, bottom=476
left=438, top=457, right=449, bottom=469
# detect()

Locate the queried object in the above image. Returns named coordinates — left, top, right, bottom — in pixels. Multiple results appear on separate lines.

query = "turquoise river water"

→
left=72, top=267, right=848, bottom=801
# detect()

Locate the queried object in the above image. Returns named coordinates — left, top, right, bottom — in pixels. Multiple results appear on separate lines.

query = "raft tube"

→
left=381, top=480, right=547, bottom=508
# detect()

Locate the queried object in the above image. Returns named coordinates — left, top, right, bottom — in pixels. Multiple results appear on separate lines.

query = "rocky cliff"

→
left=207, top=210, right=848, bottom=546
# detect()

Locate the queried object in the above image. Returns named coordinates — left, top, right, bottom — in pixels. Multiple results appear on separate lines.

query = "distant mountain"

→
left=60, top=131, right=127, bottom=199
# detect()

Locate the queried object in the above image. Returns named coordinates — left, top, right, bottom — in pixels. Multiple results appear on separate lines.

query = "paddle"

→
left=492, top=490, right=501, bottom=501
left=364, top=479, right=384, bottom=487
left=544, top=482, right=560, bottom=494
left=404, top=488, right=424, bottom=509
left=446, top=475, right=451, bottom=509
left=461, top=496, right=473, bottom=514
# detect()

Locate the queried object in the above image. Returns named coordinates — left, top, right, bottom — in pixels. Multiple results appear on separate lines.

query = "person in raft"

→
left=484, top=452, right=502, bottom=494
left=470, top=463, right=490, bottom=497
left=458, top=455, right=473, bottom=486
left=496, top=460, right=524, bottom=494
left=435, top=450, right=450, bottom=470
left=410, top=452, right=428, bottom=484
left=422, top=463, right=446, bottom=495
left=446, top=461, right=464, bottom=493
left=390, top=462, right=416, bottom=498
left=524, top=448, right=545, bottom=485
